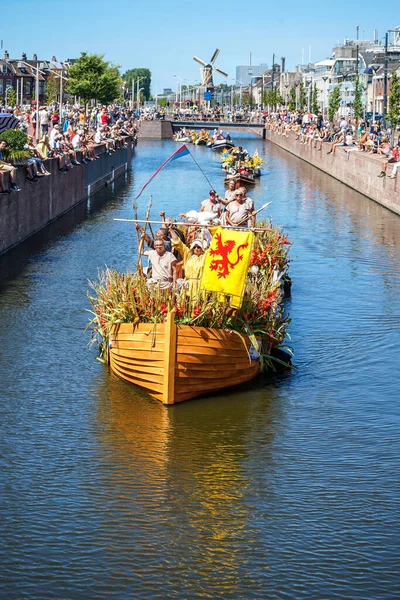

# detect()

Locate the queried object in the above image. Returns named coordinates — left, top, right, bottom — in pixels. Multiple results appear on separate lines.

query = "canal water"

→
left=1, top=136, right=399, bottom=599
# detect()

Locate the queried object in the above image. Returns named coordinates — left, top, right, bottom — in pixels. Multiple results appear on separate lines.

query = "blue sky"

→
left=1, top=0, right=398, bottom=93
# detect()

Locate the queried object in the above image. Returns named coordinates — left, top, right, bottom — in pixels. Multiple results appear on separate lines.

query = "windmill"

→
left=193, top=49, right=228, bottom=91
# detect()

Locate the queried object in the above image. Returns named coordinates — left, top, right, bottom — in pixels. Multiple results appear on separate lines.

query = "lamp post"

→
left=370, top=64, right=380, bottom=126
left=284, top=84, right=289, bottom=108
left=305, top=78, right=312, bottom=111
left=19, top=59, right=46, bottom=142
left=322, top=76, right=329, bottom=119
left=294, top=81, right=300, bottom=109
left=136, top=76, right=144, bottom=112
left=5, top=85, right=13, bottom=106
left=232, top=78, right=243, bottom=107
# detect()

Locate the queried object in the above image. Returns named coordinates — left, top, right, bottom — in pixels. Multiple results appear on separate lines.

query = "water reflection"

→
left=0, top=137, right=399, bottom=599
left=94, top=375, right=283, bottom=596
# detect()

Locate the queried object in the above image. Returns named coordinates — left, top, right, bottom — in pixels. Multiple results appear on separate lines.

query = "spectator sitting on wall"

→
left=0, top=140, right=21, bottom=193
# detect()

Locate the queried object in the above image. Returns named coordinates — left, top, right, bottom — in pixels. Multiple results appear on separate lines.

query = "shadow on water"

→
left=0, top=172, right=131, bottom=288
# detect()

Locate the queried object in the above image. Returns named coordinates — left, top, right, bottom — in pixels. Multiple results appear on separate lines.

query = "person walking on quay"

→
left=39, top=106, right=50, bottom=136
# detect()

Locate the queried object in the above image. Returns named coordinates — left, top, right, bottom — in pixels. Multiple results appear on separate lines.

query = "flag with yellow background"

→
left=200, top=227, right=254, bottom=307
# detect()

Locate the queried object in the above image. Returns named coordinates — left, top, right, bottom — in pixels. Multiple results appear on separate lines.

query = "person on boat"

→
left=224, top=179, right=237, bottom=205
left=226, top=189, right=255, bottom=228
left=167, top=224, right=207, bottom=299
left=143, top=239, right=177, bottom=289
left=136, top=224, right=172, bottom=252
left=200, top=190, right=223, bottom=216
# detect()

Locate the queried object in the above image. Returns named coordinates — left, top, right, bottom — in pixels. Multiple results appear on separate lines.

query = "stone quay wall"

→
left=264, top=129, right=400, bottom=216
left=0, top=138, right=135, bottom=255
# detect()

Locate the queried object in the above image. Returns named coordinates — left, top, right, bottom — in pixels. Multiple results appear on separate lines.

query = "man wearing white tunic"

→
left=144, top=240, right=177, bottom=289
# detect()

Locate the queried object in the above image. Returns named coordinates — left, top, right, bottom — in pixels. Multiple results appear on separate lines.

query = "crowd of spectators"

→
left=265, top=110, right=400, bottom=179
left=0, top=103, right=138, bottom=194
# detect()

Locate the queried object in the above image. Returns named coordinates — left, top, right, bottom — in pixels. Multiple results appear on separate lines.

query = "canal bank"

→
left=0, top=137, right=135, bottom=256
left=264, top=128, right=400, bottom=216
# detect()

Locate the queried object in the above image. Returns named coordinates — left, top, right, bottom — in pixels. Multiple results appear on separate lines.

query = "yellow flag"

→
left=200, top=227, right=254, bottom=308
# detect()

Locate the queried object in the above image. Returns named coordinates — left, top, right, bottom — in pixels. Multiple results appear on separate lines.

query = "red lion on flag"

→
left=209, top=233, right=249, bottom=279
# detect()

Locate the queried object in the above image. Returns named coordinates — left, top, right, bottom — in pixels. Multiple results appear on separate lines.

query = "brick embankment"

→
left=264, top=129, right=400, bottom=216
left=0, top=137, right=135, bottom=255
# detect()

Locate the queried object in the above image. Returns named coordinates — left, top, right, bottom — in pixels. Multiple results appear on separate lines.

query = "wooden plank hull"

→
left=109, top=318, right=260, bottom=404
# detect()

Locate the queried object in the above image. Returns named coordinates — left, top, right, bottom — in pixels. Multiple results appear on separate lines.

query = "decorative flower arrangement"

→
left=87, top=222, right=292, bottom=370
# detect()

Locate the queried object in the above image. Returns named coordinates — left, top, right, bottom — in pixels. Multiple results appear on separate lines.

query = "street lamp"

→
left=322, top=76, right=329, bottom=119
left=232, top=78, right=243, bottom=107
left=370, top=64, right=381, bottom=125
left=136, top=76, right=145, bottom=111
left=5, top=85, right=13, bottom=106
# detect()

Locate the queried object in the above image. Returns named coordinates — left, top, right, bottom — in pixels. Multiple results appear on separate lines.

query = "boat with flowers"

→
left=88, top=220, right=292, bottom=405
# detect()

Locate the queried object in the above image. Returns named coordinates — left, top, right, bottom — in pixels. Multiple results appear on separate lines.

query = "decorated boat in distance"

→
left=224, top=172, right=258, bottom=186
left=109, top=313, right=260, bottom=404
left=211, top=139, right=235, bottom=152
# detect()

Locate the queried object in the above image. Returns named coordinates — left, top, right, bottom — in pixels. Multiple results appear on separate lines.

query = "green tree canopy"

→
left=67, top=52, right=122, bottom=105
left=328, top=86, right=341, bottom=121
left=122, top=68, right=151, bottom=101
left=45, top=73, right=58, bottom=104
left=288, top=87, right=296, bottom=111
left=263, top=88, right=283, bottom=109
left=311, top=83, right=319, bottom=114
left=353, top=76, right=363, bottom=121
left=389, top=72, right=400, bottom=132
left=299, top=82, right=307, bottom=111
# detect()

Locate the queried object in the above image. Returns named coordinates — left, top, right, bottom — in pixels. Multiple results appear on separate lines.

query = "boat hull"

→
left=224, top=174, right=257, bottom=186
left=109, top=316, right=260, bottom=404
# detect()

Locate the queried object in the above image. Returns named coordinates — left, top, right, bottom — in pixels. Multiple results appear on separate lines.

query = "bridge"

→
left=170, top=120, right=266, bottom=139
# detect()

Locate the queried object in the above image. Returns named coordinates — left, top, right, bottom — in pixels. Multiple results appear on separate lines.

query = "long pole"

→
left=16, top=79, right=19, bottom=106
left=114, top=218, right=274, bottom=232
left=372, top=75, right=376, bottom=125
left=131, top=79, right=134, bottom=109
left=60, top=75, right=63, bottom=126
left=35, top=64, right=40, bottom=143
left=20, top=76, right=23, bottom=105
left=383, top=32, right=389, bottom=117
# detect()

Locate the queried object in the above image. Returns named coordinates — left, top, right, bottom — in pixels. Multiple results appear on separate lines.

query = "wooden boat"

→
left=109, top=311, right=260, bottom=404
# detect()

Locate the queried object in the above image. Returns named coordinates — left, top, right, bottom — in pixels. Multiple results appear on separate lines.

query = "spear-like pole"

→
left=114, top=218, right=272, bottom=232
left=136, top=196, right=153, bottom=270
left=236, top=202, right=271, bottom=227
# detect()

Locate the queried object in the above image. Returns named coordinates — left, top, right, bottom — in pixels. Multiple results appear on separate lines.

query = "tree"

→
left=299, top=82, right=306, bottom=111
left=122, top=68, right=151, bottom=101
left=67, top=52, right=122, bottom=105
left=45, top=73, right=58, bottom=104
left=328, top=86, right=341, bottom=121
left=288, top=87, right=296, bottom=111
left=312, top=83, right=319, bottom=114
left=6, top=87, right=16, bottom=107
left=353, top=76, right=363, bottom=122
left=388, top=72, right=400, bottom=136
left=263, top=88, right=284, bottom=109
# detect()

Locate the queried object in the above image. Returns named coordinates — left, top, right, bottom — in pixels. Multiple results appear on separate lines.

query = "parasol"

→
left=0, top=113, right=20, bottom=135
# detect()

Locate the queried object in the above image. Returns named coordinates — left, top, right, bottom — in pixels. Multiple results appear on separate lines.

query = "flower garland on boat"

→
left=87, top=222, right=292, bottom=369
